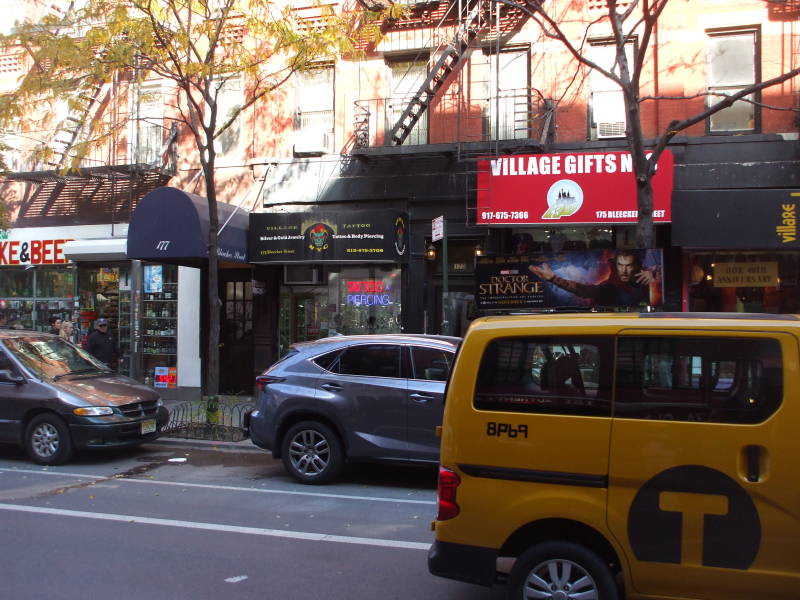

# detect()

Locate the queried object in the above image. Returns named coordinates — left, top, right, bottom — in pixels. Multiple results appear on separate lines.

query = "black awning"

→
left=673, top=189, right=800, bottom=249
left=127, top=187, right=248, bottom=265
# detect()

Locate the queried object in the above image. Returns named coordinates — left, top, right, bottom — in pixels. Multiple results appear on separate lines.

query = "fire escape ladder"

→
left=388, top=0, right=487, bottom=146
left=48, top=78, right=109, bottom=170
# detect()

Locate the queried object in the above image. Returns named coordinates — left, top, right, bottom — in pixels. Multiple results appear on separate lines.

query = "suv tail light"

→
left=255, top=375, right=284, bottom=391
left=436, top=466, right=461, bottom=521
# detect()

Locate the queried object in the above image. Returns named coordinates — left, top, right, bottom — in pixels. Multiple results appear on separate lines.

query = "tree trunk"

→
left=203, top=155, right=220, bottom=398
left=635, top=177, right=655, bottom=249
left=623, top=86, right=655, bottom=250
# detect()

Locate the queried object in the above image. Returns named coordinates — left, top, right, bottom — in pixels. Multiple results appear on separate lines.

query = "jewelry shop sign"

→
left=249, top=210, right=410, bottom=263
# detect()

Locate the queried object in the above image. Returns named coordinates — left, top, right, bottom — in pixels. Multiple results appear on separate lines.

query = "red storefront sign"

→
left=0, top=238, right=73, bottom=265
left=476, top=150, right=674, bottom=225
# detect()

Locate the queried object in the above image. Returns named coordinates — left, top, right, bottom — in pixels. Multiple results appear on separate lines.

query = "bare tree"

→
left=495, top=0, right=800, bottom=248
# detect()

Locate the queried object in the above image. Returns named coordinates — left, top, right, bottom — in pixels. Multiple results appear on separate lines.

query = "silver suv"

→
left=247, top=334, right=460, bottom=483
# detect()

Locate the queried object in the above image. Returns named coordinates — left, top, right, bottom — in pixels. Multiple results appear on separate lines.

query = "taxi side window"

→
left=474, top=337, right=612, bottom=416
left=615, top=336, right=782, bottom=424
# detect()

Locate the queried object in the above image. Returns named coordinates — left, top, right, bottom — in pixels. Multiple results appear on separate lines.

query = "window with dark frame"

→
left=410, top=346, right=454, bottom=382
left=474, top=337, right=612, bottom=416
left=588, top=41, right=635, bottom=140
left=706, top=28, right=760, bottom=133
left=335, top=344, right=402, bottom=379
left=294, top=64, right=334, bottom=148
left=615, top=336, right=782, bottom=423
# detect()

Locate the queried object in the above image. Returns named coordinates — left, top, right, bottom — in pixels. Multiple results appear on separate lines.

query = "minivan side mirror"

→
left=0, top=369, right=24, bottom=384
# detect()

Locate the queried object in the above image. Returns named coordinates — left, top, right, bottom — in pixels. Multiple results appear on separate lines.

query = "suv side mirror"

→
left=0, top=369, right=24, bottom=384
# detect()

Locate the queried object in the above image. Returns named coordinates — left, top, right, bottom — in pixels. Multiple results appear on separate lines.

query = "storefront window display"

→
left=278, top=265, right=402, bottom=355
left=687, top=251, right=800, bottom=313
left=77, top=265, right=133, bottom=375
left=509, top=226, right=622, bottom=254
left=0, top=266, right=76, bottom=331
left=141, top=263, right=178, bottom=388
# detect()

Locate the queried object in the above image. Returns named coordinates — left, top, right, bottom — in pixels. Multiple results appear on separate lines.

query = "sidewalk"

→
left=155, top=434, right=265, bottom=453
left=159, top=396, right=259, bottom=452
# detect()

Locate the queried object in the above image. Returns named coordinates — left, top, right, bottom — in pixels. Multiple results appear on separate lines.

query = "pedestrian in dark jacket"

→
left=48, top=315, right=62, bottom=335
left=86, top=317, right=115, bottom=366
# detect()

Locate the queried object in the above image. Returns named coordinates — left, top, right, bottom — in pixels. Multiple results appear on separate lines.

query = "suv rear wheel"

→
left=509, top=541, right=619, bottom=600
left=281, top=420, right=343, bottom=484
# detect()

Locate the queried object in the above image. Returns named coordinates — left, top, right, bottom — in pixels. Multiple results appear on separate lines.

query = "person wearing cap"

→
left=87, top=317, right=115, bottom=366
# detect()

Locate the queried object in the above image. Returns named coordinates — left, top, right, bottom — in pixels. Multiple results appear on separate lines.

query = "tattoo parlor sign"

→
left=476, top=249, right=665, bottom=310
left=477, top=150, right=674, bottom=225
left=249, top=210, right=409, bottom=263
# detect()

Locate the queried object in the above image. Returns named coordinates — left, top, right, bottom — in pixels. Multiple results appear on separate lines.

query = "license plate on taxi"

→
left=141, top=419, right=156, bottom=434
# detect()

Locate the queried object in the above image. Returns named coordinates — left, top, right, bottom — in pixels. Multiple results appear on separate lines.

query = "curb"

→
left=152, top=436, right=266, bottom=453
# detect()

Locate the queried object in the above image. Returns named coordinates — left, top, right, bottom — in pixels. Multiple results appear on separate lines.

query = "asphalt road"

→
left=0, top=440, right=507, bottom=600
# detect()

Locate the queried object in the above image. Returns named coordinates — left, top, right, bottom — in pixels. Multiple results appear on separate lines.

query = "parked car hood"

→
left=53, top=374, right=160, bottom=406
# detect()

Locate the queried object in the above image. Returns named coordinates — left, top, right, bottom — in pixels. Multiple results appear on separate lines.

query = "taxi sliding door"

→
left=606, top=330, right=800, bottom=599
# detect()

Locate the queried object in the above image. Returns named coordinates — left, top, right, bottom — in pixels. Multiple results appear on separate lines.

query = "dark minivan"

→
left=0, top=329, right=168, bottom=465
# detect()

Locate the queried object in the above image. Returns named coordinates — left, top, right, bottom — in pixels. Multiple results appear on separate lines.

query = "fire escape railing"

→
left=387, top=0, right=488, bottom=146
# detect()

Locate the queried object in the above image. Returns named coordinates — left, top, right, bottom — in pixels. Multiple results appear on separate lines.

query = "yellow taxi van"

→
left=428, top=312, right=799, bottom=600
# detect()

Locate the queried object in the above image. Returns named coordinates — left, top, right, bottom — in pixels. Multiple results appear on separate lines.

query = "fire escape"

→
left=351, top=0, right=554, bottom=225
left=387, top=0, right=487, bottom=146
left=3, top=1, right=177, bottom=228
left=352, top=0, right=552, bottom=154
left=6, top=76, right=177, bottom=227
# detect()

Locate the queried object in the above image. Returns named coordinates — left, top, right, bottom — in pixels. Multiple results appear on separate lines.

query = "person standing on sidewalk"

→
left=59, top=320, right=74, bottom=343
left=48, top=315, right=62, bottom=335
left=87, top=317, right=115, bottom=367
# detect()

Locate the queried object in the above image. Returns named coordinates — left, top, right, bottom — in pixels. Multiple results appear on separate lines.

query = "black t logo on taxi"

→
left=628, top=465, right=760, bottom=569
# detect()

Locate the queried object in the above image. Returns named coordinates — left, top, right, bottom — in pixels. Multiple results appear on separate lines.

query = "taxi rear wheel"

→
left=509, top=541, right=619, bottom=600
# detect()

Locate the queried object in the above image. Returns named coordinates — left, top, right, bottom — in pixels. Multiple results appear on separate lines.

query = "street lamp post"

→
left=441, top=218, right=449, bottom=335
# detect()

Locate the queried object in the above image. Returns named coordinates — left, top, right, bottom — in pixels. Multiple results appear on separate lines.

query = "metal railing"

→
left=163, top=397, right=254, bottom=442
left=353, top=88, right=550, bottom=149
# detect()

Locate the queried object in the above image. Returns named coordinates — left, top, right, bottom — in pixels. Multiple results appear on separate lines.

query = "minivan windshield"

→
left=2, top=336, right=110, bottom=381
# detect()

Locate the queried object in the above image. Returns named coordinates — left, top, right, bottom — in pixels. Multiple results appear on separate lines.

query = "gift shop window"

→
left=687, top=252, right=798, bottom=313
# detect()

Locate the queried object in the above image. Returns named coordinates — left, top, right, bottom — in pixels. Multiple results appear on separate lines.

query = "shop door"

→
left=278, top=286, right=329, bottom=356
left=293, top=294, right=321, bottom=343
left=220, top=277, right=254, bottom=395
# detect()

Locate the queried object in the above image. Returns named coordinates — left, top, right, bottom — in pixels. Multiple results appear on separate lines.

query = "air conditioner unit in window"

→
left=293, top=131, right=334, bottom=157
left=597, top=121, right=626, bottom=139
left=284, top=265, right=320, bottom=284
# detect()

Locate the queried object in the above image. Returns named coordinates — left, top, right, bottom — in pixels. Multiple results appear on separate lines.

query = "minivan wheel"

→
left=281, top=421, right=343, bottom=484
left=509, top=541, right=619, bottom=600
left=25, top=413, right=73, bottom=466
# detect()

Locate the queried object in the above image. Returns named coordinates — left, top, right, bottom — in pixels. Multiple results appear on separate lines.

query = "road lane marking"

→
left=0, top=467, right=435, bottom=505
left=0, top=502, right=431, bottom=550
